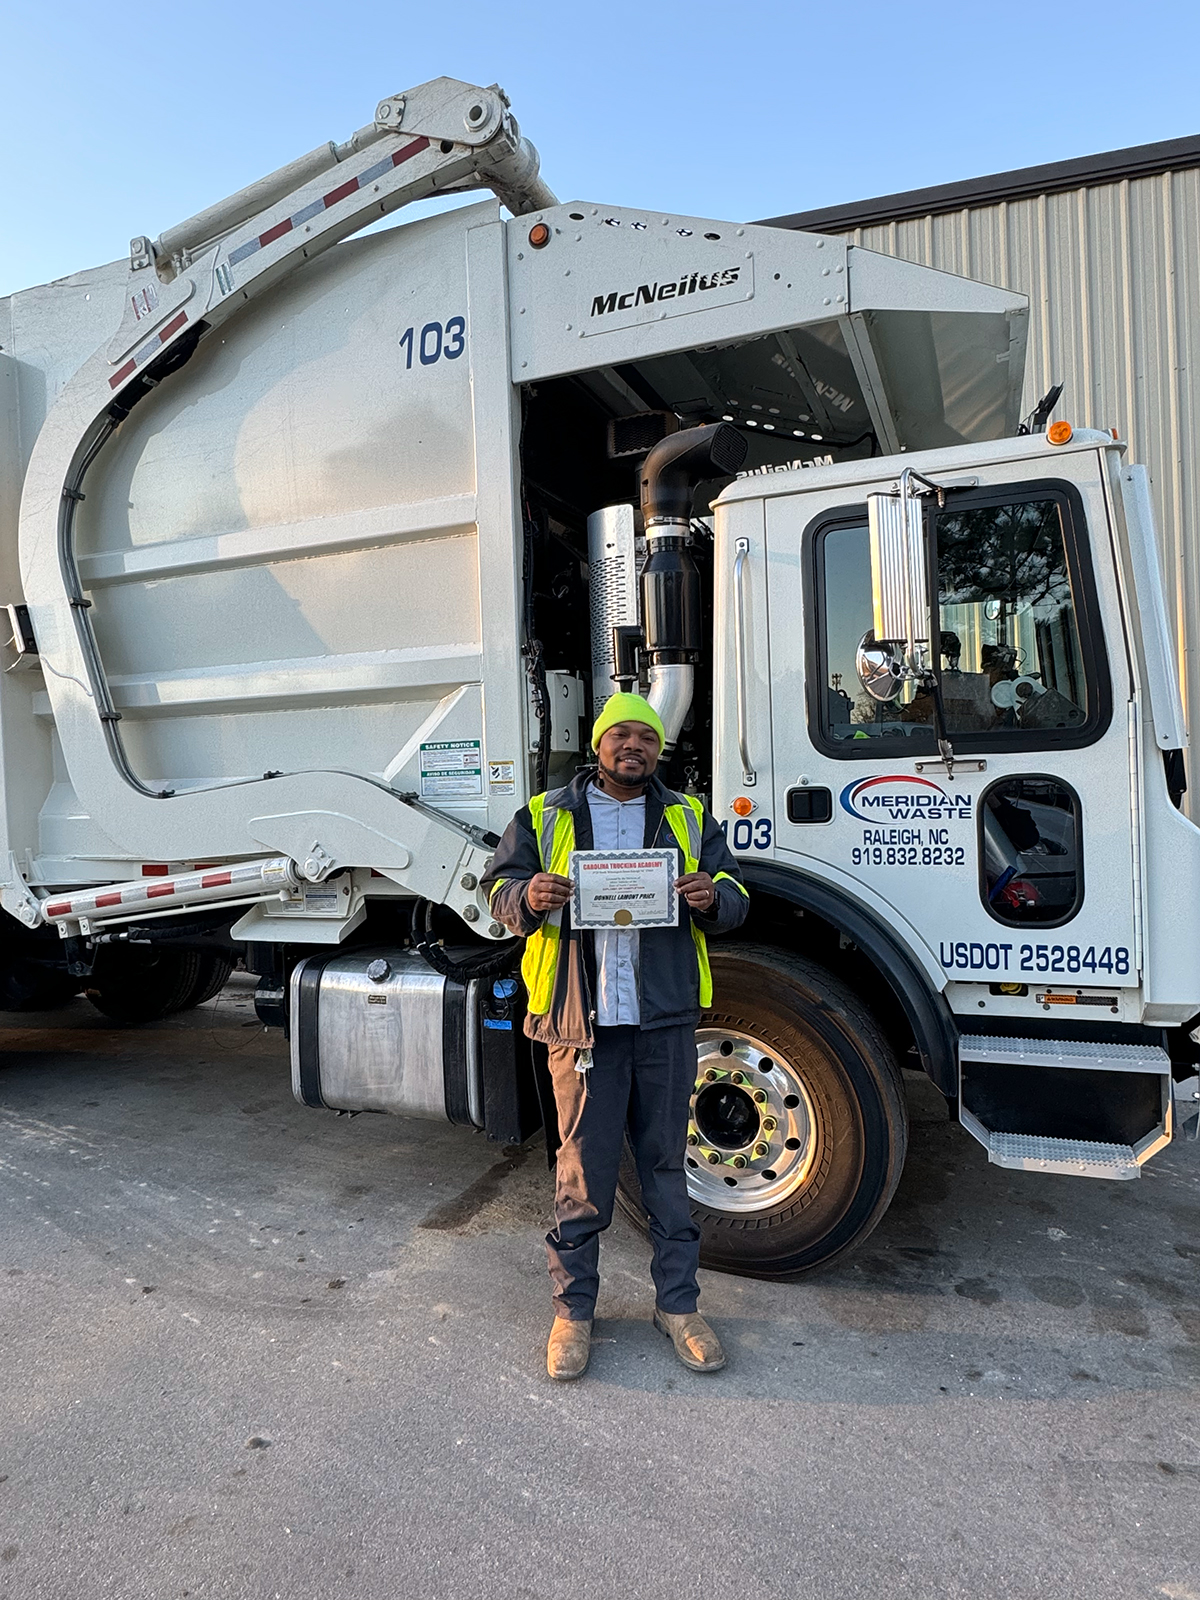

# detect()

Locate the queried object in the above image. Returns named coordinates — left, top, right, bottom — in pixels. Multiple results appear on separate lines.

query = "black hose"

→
left=523, top=633, right=550, bottom=795
left=640, top=422, right=746, bottom=525
left=412, top=899, right=521, bottom=983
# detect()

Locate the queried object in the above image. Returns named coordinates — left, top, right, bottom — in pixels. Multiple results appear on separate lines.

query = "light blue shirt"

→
left=585, top=784, right=645, bottom=1026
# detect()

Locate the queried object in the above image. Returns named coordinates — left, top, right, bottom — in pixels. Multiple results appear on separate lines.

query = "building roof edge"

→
left=758, top=132, right=1200, bottom=234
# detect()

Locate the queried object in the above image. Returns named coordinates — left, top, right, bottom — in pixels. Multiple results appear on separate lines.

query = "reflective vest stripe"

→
left=714, top=870, right=749, bottom=898
left=522, top=794, right=576, bottom=1014
left=663, top=793, right=713, bottom=1009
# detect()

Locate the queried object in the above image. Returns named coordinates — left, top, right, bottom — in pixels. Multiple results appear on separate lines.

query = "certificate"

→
left=569, top=849, right=679, bottom=930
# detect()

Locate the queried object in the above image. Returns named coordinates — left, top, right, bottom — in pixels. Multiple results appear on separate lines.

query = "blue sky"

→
left=3, top=0, right=1197, bottom=297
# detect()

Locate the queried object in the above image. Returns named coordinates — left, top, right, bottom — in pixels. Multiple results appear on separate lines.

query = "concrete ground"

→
left=0, top=975, right=1197, bottom=1600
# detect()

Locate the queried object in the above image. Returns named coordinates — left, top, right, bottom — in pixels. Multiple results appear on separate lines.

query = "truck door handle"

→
left=733, top=537, right=756, bottom=787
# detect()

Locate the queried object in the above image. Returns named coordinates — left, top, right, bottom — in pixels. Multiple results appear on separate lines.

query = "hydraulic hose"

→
left=413, top=899, right=521, bottom=983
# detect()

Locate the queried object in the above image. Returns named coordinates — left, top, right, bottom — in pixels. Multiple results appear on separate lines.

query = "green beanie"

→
left=591, top=692, right=665, bottom=753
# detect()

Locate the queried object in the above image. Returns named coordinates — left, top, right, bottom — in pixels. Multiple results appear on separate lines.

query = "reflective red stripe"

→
left=322, top=177, right=358, bottom=208
left=393, top=136, right=430, bottom=166
left=201, top=871, right=233, bottom=888
left=109, top=359, right=137, bottom=390
left=158, top=310, right=188, bottom=342
left=260, top=218, right=293, bottom=247
left=147, top=883, right=175, bottom=899
left=95, top=893, right=123, bottom=908
left=45, top=902, right=71, bottom=918
left=142, top=864, right=169, bottom=876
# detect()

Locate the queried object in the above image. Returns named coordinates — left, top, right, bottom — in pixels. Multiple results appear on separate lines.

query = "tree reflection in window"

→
left=820, top=495, right=1088, bottom=742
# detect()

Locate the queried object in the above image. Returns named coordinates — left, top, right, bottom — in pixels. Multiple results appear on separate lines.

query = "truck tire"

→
left=181, top=953, right=234, bottom=1009
left=85, top=948, right=207, bottom=1024
left=0, top=959, right=82, bottom=1012
left=615, top=944, right=908, bottom=1279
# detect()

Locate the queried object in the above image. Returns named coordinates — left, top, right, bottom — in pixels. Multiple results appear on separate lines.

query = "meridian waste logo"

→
left=840, top=775, right=973, bottom=823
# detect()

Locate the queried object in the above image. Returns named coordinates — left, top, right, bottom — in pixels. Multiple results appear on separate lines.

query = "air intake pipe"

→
left=638, top=423, right=747, bottom=750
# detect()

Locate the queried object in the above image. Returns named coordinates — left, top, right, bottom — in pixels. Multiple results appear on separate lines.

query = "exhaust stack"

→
left=639, top=423, right=747, bottom=749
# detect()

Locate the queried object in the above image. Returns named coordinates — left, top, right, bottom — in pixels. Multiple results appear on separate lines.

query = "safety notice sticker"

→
left=488, top=759, right=516, bottom=796
left=420, top=739, right=483, bottom=798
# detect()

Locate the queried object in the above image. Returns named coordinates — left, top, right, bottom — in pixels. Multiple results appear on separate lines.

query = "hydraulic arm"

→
left=11, top=79, right=557, bottom=938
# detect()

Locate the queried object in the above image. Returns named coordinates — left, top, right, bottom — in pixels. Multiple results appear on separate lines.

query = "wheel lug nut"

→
left=704, top=1069, right=718, bottom=1082
left=753, top=1089, right=767, bottom=1104
left=753, top=1143, right=769, bottom=1158
left=706, top=1152, right=721, bottom=1165
left=731, top=1072, right=744, bottom=1085
left=687, top=1134, right=698, bottom=1146
left=731, top=1155, right=747, bottom=1168
left=761, top=1117, right=777, bottom=1132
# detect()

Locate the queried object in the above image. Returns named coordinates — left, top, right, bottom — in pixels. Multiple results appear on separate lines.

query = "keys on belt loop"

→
left=575, top=1047, right=593, bottom=1095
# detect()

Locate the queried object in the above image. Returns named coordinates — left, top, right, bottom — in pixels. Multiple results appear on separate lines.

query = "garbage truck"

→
left=2, top=76, right=1198, bottom=1278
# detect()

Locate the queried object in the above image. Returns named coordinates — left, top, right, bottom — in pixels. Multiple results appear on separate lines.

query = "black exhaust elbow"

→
left=639, top=421, right=747, bottom=527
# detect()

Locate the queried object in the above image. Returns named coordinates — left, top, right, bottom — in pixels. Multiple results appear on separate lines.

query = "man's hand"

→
left=526, top=872, right=573, bottom=913
left=676, top=872, right=716, bottom=913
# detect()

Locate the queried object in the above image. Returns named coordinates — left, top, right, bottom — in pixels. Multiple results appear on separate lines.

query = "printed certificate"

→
left=569, top=849, right=678, bottom=930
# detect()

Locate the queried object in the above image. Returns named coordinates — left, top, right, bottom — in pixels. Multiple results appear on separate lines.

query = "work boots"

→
left=653, top=1309, right=726, bottom=1372
left=546, top=1316, right=592, bottom=1381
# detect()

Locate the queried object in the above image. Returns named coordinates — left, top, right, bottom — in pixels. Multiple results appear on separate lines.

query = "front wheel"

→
left=616, top=944, right=908, bottom=1279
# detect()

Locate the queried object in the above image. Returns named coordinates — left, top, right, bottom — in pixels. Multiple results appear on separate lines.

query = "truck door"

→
left=750, top=455, right=1139, bottom=1018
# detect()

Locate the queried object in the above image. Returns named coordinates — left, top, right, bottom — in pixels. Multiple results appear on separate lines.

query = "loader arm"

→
left=13, top=78, right=557, bottom=937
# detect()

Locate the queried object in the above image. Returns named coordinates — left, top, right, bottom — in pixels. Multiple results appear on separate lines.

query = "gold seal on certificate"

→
left=569, top=849, right=679, bottom=930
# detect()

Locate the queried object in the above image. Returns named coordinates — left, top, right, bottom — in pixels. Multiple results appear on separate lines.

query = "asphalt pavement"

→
left=1, top=975, right=1198, bottom=1600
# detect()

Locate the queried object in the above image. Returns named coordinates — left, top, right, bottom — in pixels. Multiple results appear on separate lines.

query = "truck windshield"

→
left=818, top=487, right=1095, bottom=750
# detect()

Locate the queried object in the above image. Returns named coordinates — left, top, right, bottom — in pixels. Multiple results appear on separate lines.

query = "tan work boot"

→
left=653, top=1309, right=726, bottom=1372
left=546, top=1316, right=592, bottom=1381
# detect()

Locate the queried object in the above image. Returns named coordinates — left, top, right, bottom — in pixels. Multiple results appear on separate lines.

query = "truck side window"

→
left=937, top=498, right=1086, bottom=733
left=813, top=483, right=1104, bottom=755
left=979, top=776, right=1082, bottom=927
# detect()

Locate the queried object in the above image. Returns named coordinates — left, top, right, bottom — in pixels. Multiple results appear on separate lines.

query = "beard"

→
left=597, top=752, right=655, bottom=789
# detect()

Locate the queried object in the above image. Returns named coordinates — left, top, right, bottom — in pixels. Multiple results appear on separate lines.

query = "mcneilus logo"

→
left=839, top=775, right=973, bottom=823
left=591, top=266, right=743, bottom=318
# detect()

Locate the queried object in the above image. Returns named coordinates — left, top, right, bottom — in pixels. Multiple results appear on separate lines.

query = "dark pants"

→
left=546, top=1023, right=701, bottom=1320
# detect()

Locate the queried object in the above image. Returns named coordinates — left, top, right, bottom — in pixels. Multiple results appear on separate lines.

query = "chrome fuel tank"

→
left=290, top=949, right=481, bottom=1126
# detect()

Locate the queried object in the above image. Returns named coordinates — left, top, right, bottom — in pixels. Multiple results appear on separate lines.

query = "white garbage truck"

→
left=3, top=77, right=1198, bottom=1278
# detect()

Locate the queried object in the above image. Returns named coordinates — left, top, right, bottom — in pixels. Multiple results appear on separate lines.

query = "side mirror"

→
left=856, top=632, right=907, bottom=702
left=865, top=488, right=931, bottom=678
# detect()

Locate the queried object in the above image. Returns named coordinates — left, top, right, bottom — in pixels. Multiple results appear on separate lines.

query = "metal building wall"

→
left=785, top=167, right=1200, bottom=748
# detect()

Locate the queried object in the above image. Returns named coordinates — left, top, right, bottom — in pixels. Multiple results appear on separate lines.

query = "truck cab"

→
left=689, top=426, right=1200, bottom=1263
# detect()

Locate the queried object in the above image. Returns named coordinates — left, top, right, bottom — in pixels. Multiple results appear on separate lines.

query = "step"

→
left=959, top=1109, right=1140, bottom=1179
left=958, top=1034, right=1170, bottom=1075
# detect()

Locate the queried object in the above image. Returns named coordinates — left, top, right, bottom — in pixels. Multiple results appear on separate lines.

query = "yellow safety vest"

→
left=507, top=789, right=742, bottom=1015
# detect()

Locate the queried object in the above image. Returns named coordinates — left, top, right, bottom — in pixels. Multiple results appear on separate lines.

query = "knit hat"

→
left=590, top=692, right=665, bottom=753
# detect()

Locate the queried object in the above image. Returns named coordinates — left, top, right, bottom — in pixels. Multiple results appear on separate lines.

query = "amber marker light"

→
left=528, top=222, right=551, bottom=249
left=1047, top=420, right=1073, bottom=446
left=731, top=796, right=755, bottom=817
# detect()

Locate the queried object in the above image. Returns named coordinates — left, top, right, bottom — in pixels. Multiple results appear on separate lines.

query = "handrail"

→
left=733, top=537, right=756, bottom=786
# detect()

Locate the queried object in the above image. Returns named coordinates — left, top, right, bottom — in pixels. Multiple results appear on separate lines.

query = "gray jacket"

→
left=481, top=768, right=749, bottom=1049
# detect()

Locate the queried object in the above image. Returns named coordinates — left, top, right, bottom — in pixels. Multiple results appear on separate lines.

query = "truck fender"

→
left=737, top=861, right=959, bottom=1097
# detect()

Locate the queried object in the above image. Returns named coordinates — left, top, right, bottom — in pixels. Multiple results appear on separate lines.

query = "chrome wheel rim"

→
left=685, top=1028, right=818, bottom=1213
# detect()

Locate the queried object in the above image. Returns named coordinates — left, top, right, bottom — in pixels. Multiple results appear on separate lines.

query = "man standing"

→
left=482, top=694, right=749, bottom=1381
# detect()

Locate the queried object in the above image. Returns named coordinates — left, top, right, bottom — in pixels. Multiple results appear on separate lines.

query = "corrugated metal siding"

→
left=837, top=169, right=1200, bottom=755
